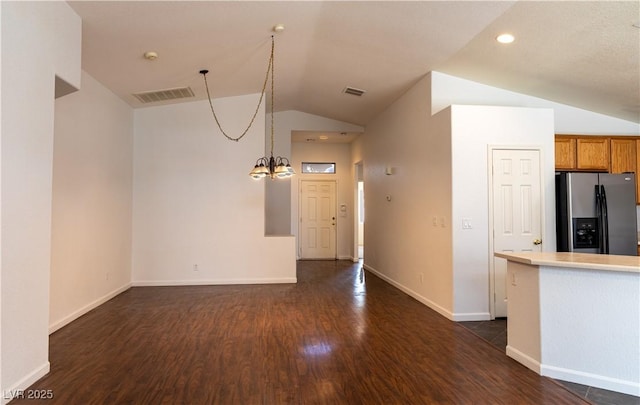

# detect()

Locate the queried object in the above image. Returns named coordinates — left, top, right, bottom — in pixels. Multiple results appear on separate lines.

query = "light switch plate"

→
left=462, top=218, right=472, bottom=229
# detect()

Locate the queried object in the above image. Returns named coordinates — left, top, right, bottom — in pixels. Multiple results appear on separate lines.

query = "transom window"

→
left=301, top=162, right=336, bottom=174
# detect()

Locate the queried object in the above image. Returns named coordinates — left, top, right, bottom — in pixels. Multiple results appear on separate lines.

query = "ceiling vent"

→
left=343, top=86, right=366, bottom=97
left=133, top=87, right=195, bottom=104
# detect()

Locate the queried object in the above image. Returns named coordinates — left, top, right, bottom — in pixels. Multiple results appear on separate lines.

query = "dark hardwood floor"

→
left=460, top=320, right=640, bottom=405
left=14, top=260, right=591, bottom=404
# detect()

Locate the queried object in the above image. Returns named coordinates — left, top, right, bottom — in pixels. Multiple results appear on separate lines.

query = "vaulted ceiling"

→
left=69, top=1, right=640, bottom=126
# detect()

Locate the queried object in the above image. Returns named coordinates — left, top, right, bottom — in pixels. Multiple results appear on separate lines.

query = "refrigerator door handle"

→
left=595, top=185, right=603, bottom=254
left=600, top=185, right=610, bottom=254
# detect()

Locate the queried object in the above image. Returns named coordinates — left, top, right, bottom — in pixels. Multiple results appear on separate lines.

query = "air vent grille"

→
left=343, top=86, right=366, bottom=97
left=133, top=87, right=195, bottom=104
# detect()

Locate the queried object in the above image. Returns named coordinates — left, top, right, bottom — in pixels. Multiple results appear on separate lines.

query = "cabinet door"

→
left=610, top=138, right=636, bottom=173
left=554, top=137, right=576, bottom=170
left=576, top=138, right=609, bottom=171
left=637, top=139, right=640, bottom=204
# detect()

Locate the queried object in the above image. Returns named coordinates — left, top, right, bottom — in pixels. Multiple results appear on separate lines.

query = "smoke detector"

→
left=144, top=51, right=158, bottom=61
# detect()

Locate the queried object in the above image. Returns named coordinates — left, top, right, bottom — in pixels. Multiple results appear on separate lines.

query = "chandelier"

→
left=199, top=27, right=294, bottom=180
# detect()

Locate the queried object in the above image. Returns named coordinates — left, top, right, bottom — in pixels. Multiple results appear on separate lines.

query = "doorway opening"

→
left=358, top=180, right=364, bottom=259
left=354, top=162, right=364, bottom=262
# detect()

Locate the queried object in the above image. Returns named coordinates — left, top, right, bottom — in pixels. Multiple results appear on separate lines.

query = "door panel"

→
left=492, top=149, right=543, bottom=318
left=599, top=173, right=637, bottom=255
left=300, top=181, right=336, bottom=259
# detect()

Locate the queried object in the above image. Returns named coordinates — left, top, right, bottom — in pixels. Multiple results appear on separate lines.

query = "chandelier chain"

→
left=201, top=37, right=274, bottom=142
left=270, top=35, right=275, bottom=156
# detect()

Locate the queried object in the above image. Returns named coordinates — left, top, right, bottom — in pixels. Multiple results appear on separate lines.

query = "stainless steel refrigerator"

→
left=556, top=172, right=638, bottom=256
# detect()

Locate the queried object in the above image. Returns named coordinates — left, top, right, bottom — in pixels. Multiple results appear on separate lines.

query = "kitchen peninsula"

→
left=495, top=252, right=640, bottom=397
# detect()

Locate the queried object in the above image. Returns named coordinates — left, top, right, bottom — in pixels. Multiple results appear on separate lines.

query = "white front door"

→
left=492, top=149, right=543, bottom=318
left=299, top=180, right=337, bottom=259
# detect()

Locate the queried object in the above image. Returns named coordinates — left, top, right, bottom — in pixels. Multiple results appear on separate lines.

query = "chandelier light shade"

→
left=200, top=27, right=295, bottom=181
left=249, top=156, right=295, bottom=179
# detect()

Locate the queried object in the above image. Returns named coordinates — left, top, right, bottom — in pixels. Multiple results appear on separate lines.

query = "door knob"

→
left=533, top=239, right=542, bottom=245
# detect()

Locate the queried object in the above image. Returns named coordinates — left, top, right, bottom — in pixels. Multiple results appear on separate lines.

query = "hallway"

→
left=13, top=260, right=589, bottom=404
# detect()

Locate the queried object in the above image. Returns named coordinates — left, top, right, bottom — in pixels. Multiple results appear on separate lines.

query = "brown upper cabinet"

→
left=637, top=139, right=640, bottom=204
left=554, top=137, right=576, bottom=170
left=610, top=138, right=639, bottom=204
left=555, top=135, right=640, bottom=204
left=555, top=135, right=610, bottom=171
left=576, top=137, right=610, bottom=171
left=610, top=138, right=637, bottom=174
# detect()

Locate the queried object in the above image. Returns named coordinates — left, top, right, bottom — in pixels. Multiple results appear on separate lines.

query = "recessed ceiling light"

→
left=319, top=135, right=329, bottom=140
left=496, top=33, right=515, bottom=44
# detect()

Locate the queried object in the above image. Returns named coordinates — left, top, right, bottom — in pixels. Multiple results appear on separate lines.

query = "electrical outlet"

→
left=462, top=218, right=472, bottom=229
left=193, top=264, right=199, bottom=272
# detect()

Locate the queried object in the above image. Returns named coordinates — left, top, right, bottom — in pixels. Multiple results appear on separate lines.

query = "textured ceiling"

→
left=69, top=1, right=640, bottom=126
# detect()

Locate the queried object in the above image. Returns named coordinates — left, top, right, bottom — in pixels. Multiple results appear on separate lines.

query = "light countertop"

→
left=494, top=252, right=640, bottom=274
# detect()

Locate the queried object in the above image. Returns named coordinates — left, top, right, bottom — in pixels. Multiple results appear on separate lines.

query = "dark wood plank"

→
left=13, top=260, right=587, bottom=404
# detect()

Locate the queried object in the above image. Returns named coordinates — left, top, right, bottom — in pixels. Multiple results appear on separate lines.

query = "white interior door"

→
left=300, top=180, right=336, bottom=259
left=492, top=149, right=543, bottom=318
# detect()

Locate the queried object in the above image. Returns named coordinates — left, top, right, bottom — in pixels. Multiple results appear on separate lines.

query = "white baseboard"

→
left=363, top=263, right=456, bottom=321
left=132, top=277, right=297, bottom=287
left=1, top=362, right=50, bottom=405
left=49, top=283, right=132, bottom=334
left=452, top=312, right=492, bottom=321
left=506, top=345, right=541, bottom=374
left=363, top=264, right=490, bottom=322
left=541, top=364, right=640, bottom=398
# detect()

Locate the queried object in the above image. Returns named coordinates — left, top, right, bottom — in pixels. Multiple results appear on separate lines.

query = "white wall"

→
left=450, top=105, right=555, bottom=319
left=361, top=71, right=632, bottom=322
left=1, top=1, right=81, bottom=399
left=50, top=71, right=134, bottom=333
left=132, top=97, right=295, bottom=285
left=264, top=112, right=293, bottom=236
left=431, top=71, right=640, bottom=135
left=431, top=72, right=640, bottom=241
left=1, top=2, right=3, bottom=391
left=435, top=72, right=637, bottom=318
left=291, top=141, right=354, bottom=260
left=539, top=267, right=639, bottom=396
left=362, top=76, right=455, bottom=318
